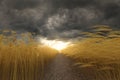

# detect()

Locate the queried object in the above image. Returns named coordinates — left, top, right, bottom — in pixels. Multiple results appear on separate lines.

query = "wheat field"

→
left=62, top=26, right=120, bottom=80
left=0, top=26, right=120, bottom=80
left=0, top=30, right=58, bottom=80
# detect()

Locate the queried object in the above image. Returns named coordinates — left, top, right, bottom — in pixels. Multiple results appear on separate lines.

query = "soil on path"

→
left=43, top=54, right=82, bottom=80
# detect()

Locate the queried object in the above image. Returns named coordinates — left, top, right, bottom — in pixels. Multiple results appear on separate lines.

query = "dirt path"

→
left=43, top=54, right=82, bottom=80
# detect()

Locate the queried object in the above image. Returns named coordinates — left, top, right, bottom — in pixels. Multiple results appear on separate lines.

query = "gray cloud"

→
left=3, top=0, right=41, bottom=10
left=0, top=0, right=120, bottom=40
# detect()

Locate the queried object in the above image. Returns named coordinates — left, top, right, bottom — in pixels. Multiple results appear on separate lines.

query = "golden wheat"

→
left=0, top=30, right=58, bottom=80
left=62, top=27, right=120, bottom=80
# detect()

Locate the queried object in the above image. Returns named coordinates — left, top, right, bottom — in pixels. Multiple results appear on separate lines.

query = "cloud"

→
left=0, top=0, right=120, bottom=40
left=3, top=0, right=41, bottom=10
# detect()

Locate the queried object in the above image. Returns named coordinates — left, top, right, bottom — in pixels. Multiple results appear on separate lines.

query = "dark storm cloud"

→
left=51, top=0, right=97, bottom=9
left=0, top=0, right=120, bottom=40
left=3, top=0, right=41, bottom=10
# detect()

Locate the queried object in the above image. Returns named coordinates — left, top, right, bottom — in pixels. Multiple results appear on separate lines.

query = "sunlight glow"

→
left=40, top=38, right=70, bottom=51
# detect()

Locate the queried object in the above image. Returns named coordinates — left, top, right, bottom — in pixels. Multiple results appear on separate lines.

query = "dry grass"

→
left=0, top=30, right=58, bottom=80
left=62, top=27, right=120, bottom=80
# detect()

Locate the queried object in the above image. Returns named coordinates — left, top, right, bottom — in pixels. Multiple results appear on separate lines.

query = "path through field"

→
left=44, top=54, right=82, bottom=80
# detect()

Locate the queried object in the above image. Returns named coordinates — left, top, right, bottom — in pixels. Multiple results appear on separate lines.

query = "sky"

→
left=0, top=0, right=120, bottom=40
